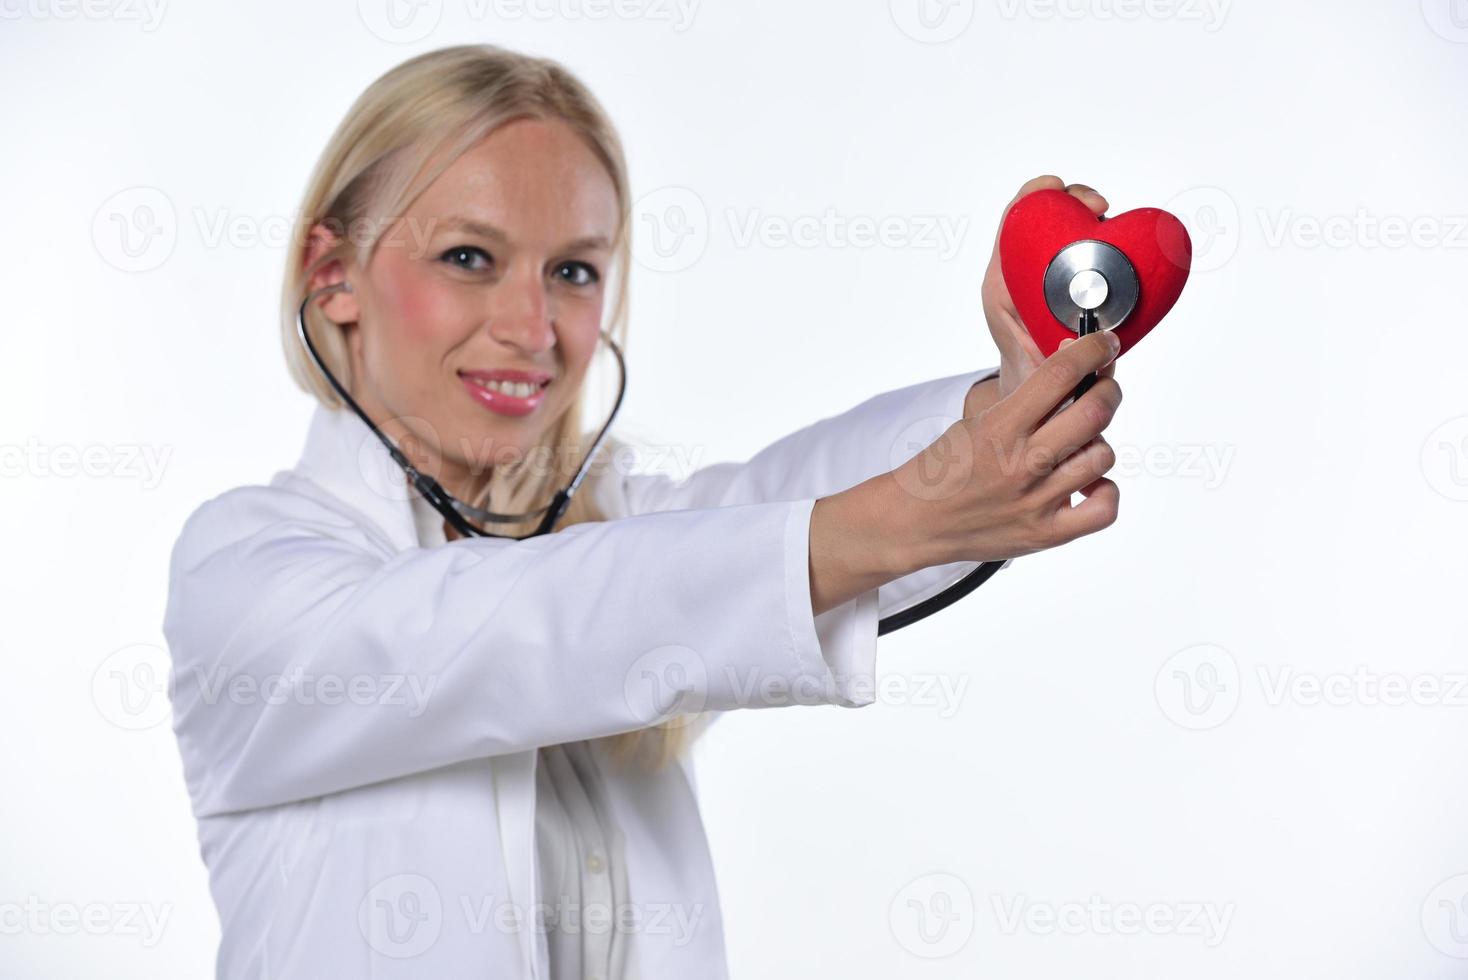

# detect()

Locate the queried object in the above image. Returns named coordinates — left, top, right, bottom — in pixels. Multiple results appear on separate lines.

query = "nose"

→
left=486, top=265, right=556, bottom=354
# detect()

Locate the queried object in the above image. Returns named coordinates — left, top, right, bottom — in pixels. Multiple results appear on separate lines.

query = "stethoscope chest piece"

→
left=1042, top=239, right=1140, bottom=334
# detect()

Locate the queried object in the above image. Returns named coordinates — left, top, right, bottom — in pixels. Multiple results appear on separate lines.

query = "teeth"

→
left=470, top=377, right=541, bottom=398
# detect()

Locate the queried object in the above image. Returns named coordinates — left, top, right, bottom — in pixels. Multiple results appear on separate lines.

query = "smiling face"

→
left=308, top=116, right=620, bottom=505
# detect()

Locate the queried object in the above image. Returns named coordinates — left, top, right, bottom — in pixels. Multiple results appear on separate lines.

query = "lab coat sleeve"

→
left=162, top=481, right=880, bottom=817
left=603, top=365, right=1011, bottom=706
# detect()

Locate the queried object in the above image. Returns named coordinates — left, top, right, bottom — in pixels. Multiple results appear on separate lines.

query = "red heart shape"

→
left=998, top=189, right=1192, bottom=359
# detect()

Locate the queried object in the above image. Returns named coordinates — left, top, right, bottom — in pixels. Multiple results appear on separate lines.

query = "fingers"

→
left=1038, top=434, right=1116, bottom=501
left=988, top=174, right=1107, bottom=312
left=990, top=329, right=1119, bottom=436
left=1033, top=334, right=1114, bottom=421
left=1064, top=181, right=1109, bottom=217
left=1062, top=333, right=1117, bottom=377
left=1003, top=176, right=1107, bottom=216
left=1049, top=476, right=1120, bottom=542
left=1031, top=375, right=1123, bottom=473
left=993, top=176, right=1105, bottom=256
left=1008, top=174, right=1065, bottom=207
left=991, top=174, right=1067, bottom=255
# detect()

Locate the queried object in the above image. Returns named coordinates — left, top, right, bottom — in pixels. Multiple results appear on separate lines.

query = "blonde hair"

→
left=279, top=44, right=698, bottom=771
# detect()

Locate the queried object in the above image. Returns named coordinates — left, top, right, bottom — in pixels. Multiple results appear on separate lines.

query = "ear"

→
left=303, top=221, right=361, bottom=325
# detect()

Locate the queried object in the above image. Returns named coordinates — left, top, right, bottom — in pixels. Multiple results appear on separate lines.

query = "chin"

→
left=473, top=428, right=539, bottom=468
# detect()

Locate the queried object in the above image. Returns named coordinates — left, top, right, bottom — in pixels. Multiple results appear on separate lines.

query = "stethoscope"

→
left=296, top=252, right=1134, bottom=636
left=296, top=281, right=624, bottom=542
left=881, top=239, right=1141, bottom=634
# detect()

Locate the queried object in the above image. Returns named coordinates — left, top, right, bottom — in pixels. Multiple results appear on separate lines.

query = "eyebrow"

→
left=440, top=217, right=612, bottom=252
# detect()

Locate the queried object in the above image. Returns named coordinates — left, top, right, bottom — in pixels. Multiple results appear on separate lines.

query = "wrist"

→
left=964, top=372, right=1002, bottom=418
left=858, top=470, right=939, bottom=579
left=809, top=477, right=925, bottom=616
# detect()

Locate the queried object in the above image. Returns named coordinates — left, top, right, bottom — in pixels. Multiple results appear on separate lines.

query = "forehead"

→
left=408, top=117, right=619, bottom=243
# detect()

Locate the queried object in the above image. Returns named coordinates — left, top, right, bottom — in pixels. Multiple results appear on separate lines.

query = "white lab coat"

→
left=162, top=364, right=1003, bottom=979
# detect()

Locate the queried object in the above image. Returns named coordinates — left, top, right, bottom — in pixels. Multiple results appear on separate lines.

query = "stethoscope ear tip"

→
left=305, top=281, right=353, bottom=303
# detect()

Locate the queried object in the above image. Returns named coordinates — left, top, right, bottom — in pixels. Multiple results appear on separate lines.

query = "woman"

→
left=162, top=44, right=1122, bottom=980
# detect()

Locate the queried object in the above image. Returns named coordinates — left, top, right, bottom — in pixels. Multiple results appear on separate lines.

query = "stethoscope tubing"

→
left=295, top=281, right=997, bottom=634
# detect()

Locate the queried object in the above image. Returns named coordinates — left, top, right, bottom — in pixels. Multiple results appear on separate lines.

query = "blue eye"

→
left=441, top=246, right=491, bottom=271
left=556, top=261, right=600, bottom=287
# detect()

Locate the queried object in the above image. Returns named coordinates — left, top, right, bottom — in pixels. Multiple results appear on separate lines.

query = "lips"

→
left=457, top=369, right=551, bottom=418
left=457, top=368, right=553, bottom=387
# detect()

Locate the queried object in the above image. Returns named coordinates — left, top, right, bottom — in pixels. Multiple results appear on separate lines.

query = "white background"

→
left=4, top=1, right=1467, bottom=977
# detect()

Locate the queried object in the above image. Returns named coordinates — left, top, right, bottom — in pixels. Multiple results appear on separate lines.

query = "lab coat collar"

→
left=291, top=403, right=423, bottom=554
left=289, top=402, right=546, bottom=978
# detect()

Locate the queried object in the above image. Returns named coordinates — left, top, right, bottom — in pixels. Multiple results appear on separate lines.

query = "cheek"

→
left=559, top=305, right=605, bottom=378
left=376, top=262, right=458, bottom=348
left=363, top=257, right=474, bottom=406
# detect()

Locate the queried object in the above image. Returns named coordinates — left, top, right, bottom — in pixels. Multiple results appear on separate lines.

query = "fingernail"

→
left=1107, top=332, right=1121, bottom=353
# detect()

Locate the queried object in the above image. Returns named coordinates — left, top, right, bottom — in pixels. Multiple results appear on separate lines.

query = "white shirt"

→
left=162, top=364, right=1004, bottom=979
left=533, top=741, right=629, bottom=980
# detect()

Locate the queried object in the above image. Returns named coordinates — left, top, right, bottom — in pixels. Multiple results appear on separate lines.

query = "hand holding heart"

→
left=845, top=178, right=1180, bottom=580
left=981, top=175, right=1192, bottom=400
left=983, top=176, right=1107, bottom=399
